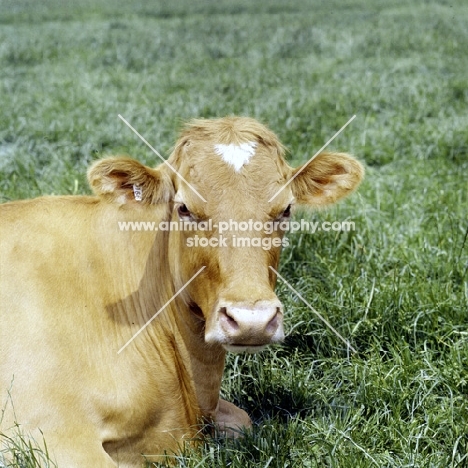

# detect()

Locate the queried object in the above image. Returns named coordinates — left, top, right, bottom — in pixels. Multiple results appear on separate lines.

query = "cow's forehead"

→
left=175, top=139, right=290, bottom=208
left=184, top=136, right=284, bottom=174
left=168, top=117, right=292, bottom=208
left=213, top=141, right=257, bottom=172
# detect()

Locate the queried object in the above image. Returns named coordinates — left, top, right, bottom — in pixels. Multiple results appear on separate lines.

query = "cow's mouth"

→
left=223, top=344, right=267, bottom=354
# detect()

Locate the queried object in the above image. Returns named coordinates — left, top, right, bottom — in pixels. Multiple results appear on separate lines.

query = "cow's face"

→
left=88, top=117, right=364, bottom=353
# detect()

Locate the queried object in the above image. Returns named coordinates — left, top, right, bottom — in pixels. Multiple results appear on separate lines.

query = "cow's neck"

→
left=170, top=299, right=226, bottom=419
left=139, top=241, right=225, bottom=418
left=106, top=212, right=226, bottom=420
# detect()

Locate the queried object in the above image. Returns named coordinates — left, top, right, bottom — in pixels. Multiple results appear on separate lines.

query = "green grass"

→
left=1, top=0, right=467, bottom=466
left=0, top=428, right=56, bottom=468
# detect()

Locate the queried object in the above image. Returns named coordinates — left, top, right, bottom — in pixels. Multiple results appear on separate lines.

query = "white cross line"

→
left=268, top=114, right=357, bottom=202
left=117, top=266, right=206, bottom=354
left=118, top=114, right=207, bottom=203
left=269, top=266, right=357, bottom=354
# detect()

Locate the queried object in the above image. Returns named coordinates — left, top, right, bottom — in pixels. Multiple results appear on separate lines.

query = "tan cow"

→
left=0, top=116, right=363, bottom=467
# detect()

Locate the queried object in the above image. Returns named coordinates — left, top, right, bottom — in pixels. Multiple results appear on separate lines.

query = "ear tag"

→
left=133, top=185, right=143, bottom=201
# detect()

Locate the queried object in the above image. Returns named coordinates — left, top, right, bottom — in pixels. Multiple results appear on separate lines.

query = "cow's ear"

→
left=291, top=152, right=364, bottom=208
left=87, top=157, right=173, bottom=205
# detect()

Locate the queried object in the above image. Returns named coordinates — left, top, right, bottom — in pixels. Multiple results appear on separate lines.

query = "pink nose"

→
left=215, top=300, right=284, bottom=346
left=219, top=306, right=280, bottom=337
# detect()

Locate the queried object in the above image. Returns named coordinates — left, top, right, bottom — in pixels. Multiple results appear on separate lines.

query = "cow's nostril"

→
left=219, top=307, right=239, bottom=331
left=265, top=308, right=280, bottom=334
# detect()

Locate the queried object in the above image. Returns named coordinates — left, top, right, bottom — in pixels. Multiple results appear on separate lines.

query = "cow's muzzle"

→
left=205, top=300, right=284, bottom=353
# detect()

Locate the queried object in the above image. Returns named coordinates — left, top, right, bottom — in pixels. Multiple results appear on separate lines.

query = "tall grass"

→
left=1, top=0, right=467, bottom=466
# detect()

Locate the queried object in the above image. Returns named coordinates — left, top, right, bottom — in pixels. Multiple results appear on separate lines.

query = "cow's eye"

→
left=177, top=204, right=192, bottom=219
left=282, top=204, right=292, bottom=218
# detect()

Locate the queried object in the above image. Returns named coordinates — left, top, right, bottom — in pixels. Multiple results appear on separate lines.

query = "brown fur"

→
left=0, top=116, right=364, bottom=467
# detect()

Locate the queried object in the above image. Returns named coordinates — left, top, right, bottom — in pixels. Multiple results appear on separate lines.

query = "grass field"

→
left=1, top=0, right=467, bottom=466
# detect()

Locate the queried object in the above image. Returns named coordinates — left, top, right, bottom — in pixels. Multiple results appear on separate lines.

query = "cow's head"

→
left=88, top=117, right=364, bottom=353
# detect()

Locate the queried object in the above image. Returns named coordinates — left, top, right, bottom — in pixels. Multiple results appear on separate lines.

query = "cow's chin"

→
left=222, top=344, right=268, bottom=354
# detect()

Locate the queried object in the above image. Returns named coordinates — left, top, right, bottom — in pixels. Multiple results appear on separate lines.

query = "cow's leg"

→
left=214, top=399, right=252, bottom=438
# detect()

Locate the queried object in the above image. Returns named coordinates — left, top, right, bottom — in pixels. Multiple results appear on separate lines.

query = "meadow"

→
left=0, top=0, right=467, bottom=466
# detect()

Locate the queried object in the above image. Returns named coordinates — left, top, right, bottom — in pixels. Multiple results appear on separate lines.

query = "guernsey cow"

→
left=0, top=117, right=364, bottom=467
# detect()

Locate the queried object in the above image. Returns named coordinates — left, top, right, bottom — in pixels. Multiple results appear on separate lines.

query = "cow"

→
left=0, top=116, right=364, bottom=467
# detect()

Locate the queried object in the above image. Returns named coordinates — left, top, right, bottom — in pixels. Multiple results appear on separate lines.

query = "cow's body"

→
left=0, top=117, right=363, bottom=467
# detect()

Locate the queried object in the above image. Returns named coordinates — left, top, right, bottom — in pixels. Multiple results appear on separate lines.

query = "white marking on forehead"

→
left=214, top=141, right=257, bottom=172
